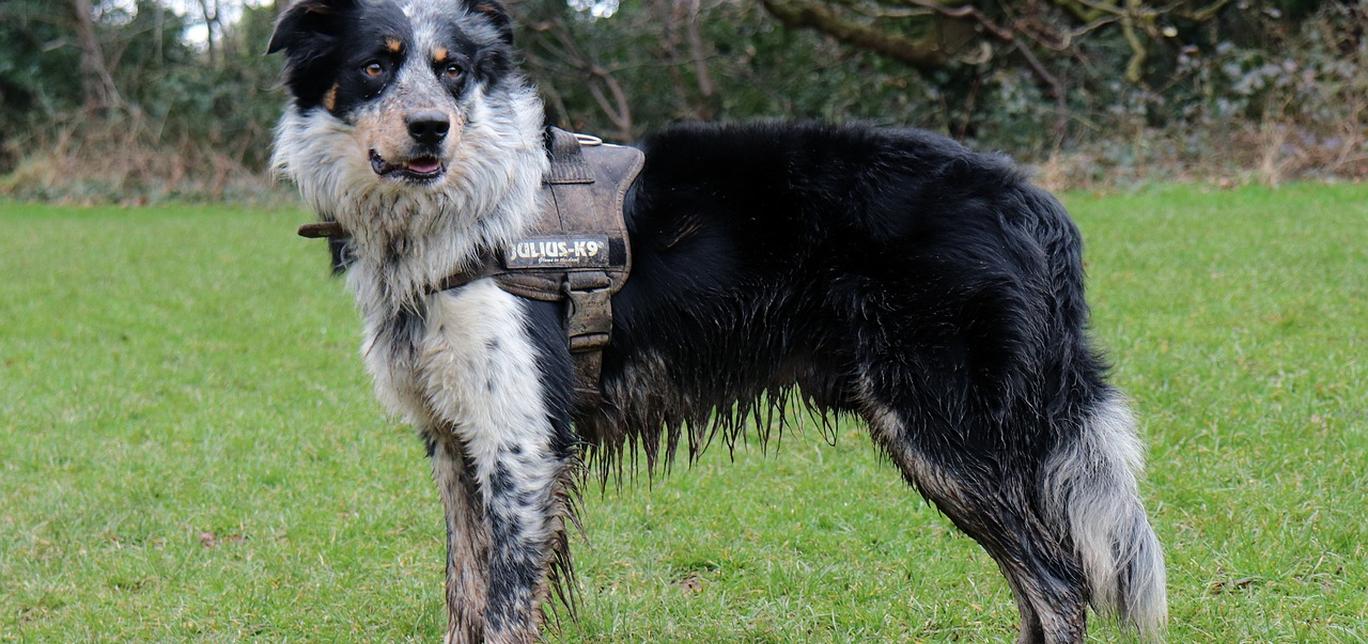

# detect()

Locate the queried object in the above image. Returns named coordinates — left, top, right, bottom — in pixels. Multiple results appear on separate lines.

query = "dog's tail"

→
left=1042, top=392, right=1167, bottom=639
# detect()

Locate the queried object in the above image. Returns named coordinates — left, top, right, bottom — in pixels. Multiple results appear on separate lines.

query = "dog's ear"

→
left=464, top=0, right=514, bottom=45
left=266, top=0, right=358, bottom=56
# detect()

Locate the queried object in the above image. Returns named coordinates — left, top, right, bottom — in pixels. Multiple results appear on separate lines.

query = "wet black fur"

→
left=588, top=123, right=1108, bottom=470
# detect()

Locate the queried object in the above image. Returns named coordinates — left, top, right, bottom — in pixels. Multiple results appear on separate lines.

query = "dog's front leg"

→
left=429, top=434, right=491, bottom=643
left=421, top=282, right=578, bottom=644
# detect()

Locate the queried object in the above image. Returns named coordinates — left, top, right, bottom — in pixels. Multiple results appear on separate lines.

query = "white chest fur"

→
left=361, top=280, right=558, bottom=485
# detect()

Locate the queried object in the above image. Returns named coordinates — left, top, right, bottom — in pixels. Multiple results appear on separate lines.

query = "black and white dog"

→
left=268, top=1, right=1166, bottom=641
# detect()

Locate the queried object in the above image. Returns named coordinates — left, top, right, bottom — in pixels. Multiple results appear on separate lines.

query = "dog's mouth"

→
left=370, top=150, right=446, bottom=183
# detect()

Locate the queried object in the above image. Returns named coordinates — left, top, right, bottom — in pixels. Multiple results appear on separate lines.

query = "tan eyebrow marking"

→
left=385, top=37, right=403, bottom=53
left=433, top=47, right=449, bottom=63
left=322, top=83, right=339, bottom=111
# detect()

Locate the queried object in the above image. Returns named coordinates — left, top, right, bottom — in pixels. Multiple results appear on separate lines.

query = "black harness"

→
left=298, top=127, right=645, bottom=406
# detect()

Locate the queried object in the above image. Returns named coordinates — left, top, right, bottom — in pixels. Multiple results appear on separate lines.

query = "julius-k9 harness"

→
left=298, top=127, right=645, bottom=407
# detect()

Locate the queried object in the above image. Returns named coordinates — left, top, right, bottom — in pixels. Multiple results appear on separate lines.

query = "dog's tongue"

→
left=406, top=158, right=441, bottom=174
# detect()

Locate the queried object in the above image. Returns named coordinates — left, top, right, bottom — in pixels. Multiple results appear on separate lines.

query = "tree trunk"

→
left=196, top=0, right=219, bottom=68
left=70, top=0, right=121, bottom=110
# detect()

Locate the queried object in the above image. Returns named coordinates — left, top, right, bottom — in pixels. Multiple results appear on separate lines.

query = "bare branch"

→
left=524, top=15, right=635, bottom=138
left=1179, top=0, right=1232, bottom=22
left=894, top=0, right=1016, bottom=43
left=1120, top=0, right=1147, bottom=84
left=759, top=0, right=951, bottom=71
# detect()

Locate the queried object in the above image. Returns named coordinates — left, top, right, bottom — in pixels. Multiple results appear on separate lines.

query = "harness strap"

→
left=545, top=129, right=596, bottom=184
left=298, top=222, right=346, bottom=238
left=563, top=270, right=613, bottom=403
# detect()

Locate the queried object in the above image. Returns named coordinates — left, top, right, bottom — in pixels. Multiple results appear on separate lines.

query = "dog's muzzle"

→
left=369, top=149, right=446, bottom=182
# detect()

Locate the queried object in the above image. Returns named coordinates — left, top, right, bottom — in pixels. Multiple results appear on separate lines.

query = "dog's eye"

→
left=363, top=62, right=384, bottom=78
left=444, top=63, right=462, bottom=80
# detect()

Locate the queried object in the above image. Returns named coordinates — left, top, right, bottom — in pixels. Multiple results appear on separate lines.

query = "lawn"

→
left=1, top=184, right=1365, bottom=642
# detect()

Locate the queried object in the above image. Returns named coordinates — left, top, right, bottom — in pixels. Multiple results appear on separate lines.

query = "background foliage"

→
left=0, top=0, right=1364, bottom=202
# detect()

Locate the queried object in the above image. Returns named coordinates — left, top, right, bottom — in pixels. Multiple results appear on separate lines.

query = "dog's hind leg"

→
left=859, top=395, right=1089, bottom=643
left=419, top=282, right=580, bottom=644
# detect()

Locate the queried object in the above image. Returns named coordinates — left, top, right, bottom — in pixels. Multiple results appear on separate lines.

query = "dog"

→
left=268, top=1, right=1167, bottom=641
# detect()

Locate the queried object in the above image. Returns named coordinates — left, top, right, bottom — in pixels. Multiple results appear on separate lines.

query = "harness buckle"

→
left=563, top=271, right=612, bottom=353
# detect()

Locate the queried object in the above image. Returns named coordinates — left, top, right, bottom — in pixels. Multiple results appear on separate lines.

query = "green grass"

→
left=2, top=184, right=1365, bottom=642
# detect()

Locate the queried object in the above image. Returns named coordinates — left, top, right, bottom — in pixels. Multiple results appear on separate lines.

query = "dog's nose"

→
left=405, top=110, right=450, bottom=145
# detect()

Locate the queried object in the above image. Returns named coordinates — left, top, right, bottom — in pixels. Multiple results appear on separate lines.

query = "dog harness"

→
left=298, top=127, right=645, bottom=407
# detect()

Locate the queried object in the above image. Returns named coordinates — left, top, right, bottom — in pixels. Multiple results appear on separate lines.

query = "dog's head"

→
left=269, top=0, right=545, bottom=246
